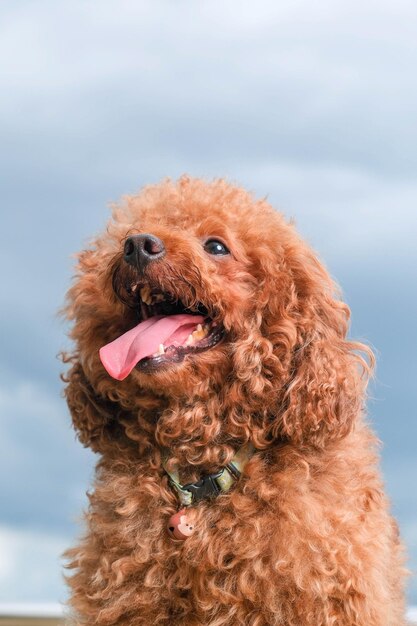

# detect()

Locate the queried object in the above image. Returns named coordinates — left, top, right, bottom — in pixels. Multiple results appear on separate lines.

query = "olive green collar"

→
left=163, top=442, right=255, bottom=506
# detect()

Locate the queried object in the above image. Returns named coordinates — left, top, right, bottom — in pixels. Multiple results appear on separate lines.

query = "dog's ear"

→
left=267, top=243, right=374, bottom=448
left=62, top=356, right=125, bottom=454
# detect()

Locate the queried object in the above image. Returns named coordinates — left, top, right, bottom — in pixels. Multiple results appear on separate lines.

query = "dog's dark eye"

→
left=204, top=239, right=230, bottom=256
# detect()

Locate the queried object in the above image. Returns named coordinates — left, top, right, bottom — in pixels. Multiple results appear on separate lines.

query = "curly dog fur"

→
left=62, top=177, right=406, bottom=625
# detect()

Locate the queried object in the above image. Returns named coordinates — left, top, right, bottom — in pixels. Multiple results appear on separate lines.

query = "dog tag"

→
left=167, top=508, right=195, bottom=540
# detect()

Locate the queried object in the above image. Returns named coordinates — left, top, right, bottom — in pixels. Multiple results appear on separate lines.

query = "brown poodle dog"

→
left=63, top=177, right=406, bottom=625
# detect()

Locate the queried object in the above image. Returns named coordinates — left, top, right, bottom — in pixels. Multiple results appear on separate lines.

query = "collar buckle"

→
left=182, top=470, right=223, bottom=502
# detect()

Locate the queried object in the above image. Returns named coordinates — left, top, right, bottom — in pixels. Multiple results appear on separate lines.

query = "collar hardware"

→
left=182, top=469, right=228, bottom=502
left=163, top=443, right=255, bottom=506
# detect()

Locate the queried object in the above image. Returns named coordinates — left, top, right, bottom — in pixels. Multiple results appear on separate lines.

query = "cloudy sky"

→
left=1, top=0, right=416, bottom=607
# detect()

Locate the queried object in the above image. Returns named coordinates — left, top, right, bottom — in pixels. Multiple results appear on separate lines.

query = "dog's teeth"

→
left=191, top=325, right=208, bottom=341
left=131, top=284, right=137, bottom=293
left=158, top=344, right=165, bottom=354
left=185, top=333, right=194, bottom=346
left=140, top=285, right=152, bottom=304
left=153, top=293, right=164, bottom=303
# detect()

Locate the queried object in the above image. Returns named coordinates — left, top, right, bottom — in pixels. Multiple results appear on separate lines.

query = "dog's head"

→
left=63, top=177, right=373, bottom=461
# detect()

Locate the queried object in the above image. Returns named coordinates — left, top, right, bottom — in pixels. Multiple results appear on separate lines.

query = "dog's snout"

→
left=123, top=233, right=165, bottom=269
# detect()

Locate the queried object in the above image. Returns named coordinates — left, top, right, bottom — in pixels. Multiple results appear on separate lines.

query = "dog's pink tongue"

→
left=99, top=314, right=204, bottom=380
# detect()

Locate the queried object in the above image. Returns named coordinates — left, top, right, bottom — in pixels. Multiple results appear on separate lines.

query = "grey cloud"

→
left=0, top=380, right=94, bottom=534
left=2, top=0, right=417, bottom=181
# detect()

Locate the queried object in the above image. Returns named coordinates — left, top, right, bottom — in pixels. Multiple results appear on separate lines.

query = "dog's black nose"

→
left=123, top=234, right=165, bottom=270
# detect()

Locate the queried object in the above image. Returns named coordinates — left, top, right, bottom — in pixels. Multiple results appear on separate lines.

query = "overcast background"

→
left=0, top=0, right=416, bottom=608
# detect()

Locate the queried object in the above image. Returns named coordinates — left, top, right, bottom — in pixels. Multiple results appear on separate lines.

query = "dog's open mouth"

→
left=99, top=283, right=224, bottom=380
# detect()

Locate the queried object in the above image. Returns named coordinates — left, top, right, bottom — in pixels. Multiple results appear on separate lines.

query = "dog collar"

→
left=163, top=442, right=255, bottom=506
